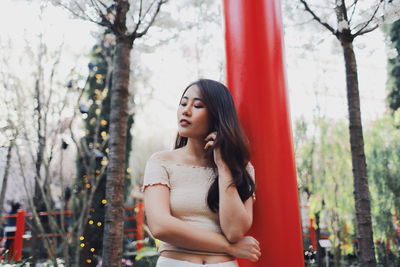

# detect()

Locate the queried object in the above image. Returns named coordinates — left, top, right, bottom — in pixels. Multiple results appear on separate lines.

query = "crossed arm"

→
left=144, top=185, right=258, bottom=259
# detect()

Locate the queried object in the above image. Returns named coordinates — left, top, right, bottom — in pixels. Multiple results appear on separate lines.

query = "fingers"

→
left=249, top=236, right=261, bottom=261
left=250, top=248, right=261, bottom=262
left=253, top=247, right=261, bottom=256
left=249, top=251, right=260, bottom=262
left=204, top=132, right=217, bottom=150
left=204, top=141, right=214, bottom=150
left=248, top=236, right=260, bottom=246
left=205, top=132, right=217, bottom=142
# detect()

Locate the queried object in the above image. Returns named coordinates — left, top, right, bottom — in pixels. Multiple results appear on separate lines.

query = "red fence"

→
left=1, top=202, right=144, bottom=261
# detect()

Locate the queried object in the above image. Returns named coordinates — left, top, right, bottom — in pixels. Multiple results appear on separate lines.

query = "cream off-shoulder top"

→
left=141, top=152, right=256, bottom=256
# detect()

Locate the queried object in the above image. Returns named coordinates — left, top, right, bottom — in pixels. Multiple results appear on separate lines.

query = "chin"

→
left=177, top=130, right=189, bottom=137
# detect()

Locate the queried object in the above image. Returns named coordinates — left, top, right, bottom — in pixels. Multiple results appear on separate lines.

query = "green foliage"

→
left=134, top=255, right=159, bottom=267
left=365, top=115, right=400, bottom=254
left=386, top=20, right=400, bottom=112
left=295, top=117, right=355, bottom=255
left=296, top=115, right=400, bottom=264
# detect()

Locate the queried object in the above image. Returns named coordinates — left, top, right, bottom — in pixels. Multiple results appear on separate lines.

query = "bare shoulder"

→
left=150, top=149, right=182, bottom=161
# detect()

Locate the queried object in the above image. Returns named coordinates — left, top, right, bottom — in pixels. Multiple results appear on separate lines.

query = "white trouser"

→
left=156, top=256, right=238, bottom=267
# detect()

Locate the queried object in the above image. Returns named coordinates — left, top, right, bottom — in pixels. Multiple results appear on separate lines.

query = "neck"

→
left=183, top=137, right=209, bottom=162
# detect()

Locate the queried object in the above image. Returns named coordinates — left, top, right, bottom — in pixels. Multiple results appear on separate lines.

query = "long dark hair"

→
left=174, top=79, right=256, bottom=212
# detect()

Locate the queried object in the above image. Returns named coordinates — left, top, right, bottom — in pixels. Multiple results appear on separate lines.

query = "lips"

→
left=179, top=119, right=191, bottom=126
left=180, top=119, right=191, bottom=124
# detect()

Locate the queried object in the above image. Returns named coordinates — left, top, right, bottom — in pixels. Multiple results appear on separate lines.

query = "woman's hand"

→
left=204, top=131, right=224, bottom=167
left=226, top=236, right=261, bottom=262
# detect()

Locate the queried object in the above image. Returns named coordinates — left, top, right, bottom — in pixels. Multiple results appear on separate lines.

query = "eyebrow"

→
left=182, top=96, right=204, bottom=102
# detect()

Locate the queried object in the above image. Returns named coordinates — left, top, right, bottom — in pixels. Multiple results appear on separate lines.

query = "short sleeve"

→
left=141, top=155, right=170, bottom=192
left=246, top=162, right=256, bottom=202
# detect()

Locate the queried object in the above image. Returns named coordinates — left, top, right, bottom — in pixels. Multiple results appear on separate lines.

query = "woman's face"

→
left=177, top=84, right=211, bottom=139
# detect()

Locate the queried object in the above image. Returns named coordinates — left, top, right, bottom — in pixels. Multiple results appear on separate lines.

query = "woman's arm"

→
left=144, top=185, right=260, bottom=261
left=217, top=163, right=253, bottom=243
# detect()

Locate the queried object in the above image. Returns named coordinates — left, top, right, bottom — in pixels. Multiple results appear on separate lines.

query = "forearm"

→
left=151, top=215, right=231, bottom=254
left=218, top=164, right=251, bottom=242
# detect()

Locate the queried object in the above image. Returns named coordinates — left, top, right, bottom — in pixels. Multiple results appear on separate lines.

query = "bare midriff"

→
left=161, top=251, right=236, bottom=264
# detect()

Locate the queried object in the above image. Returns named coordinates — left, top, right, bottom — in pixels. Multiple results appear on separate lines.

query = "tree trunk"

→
left=333, top=229, right=342, bottom=267
left=101, top=36, right=132, bottom=267
left=315, top=212, right=324, bottom=267
left=0, top=141, right=14, bottom=223
left=341, top=40, right=376, bottom=267
left=32, top=77, right=47, bottom=264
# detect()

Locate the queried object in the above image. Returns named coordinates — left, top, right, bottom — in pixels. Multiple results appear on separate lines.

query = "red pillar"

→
left=223, top=0, right=304, bottom=266
left=12, top=210, right=25, bottom=261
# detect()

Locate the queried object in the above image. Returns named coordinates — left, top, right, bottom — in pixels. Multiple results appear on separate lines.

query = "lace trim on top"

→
left=156, top=158, right=214, bottom=169
left=141, top=182, right=170, bottom=192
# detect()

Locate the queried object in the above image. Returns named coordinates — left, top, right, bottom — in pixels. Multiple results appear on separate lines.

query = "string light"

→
left=100, top=131, right=107, bottom=137
left=79, top=236, right=85, bottom=241
left=126, top=168, right=131, bottom=173
left=101, top=199, right=107, bottom=204
left=86, top=259, right=92, bottom=263
left=102, top=88, right=109, bottom=97
left=90, top=248, right=95, bottom=252
left=88, top=220, right=94, bottom=225
left=80, top=243, right=85, bottom=247
left=97, top=222, right=102, bottom=227
left=101, top=120, right=108, bottom=126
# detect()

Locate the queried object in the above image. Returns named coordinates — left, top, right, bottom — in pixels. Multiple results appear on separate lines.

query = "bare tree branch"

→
left=132, top=0, right=144, bottom=35
left=90, top=0, right=114, bottom=28
left=57, top=1, right=108, bottom=27
left=340, top=0, right=349, bottom=22
left=356, top=24, right=379, bottom=36
left=299, top=0, right=337, bottom=37
left=348, top=0, right=359, bottom=23
left=134, top=0, right=166, bottom=38
left=353, top=0, right=384, bottom=37
left=141, top=0, right=156, bottom=23
left=15, top=145, right=59, bottom=265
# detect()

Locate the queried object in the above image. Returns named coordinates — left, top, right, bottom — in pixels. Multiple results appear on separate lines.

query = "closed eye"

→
left=180, top=103, right=203, bottom=108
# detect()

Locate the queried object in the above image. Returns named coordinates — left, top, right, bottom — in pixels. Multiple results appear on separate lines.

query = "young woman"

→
left=142, top=79, right=260, bottom=267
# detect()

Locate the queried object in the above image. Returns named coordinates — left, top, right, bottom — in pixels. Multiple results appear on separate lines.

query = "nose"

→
left=182, top=104, right=191, bottom=116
